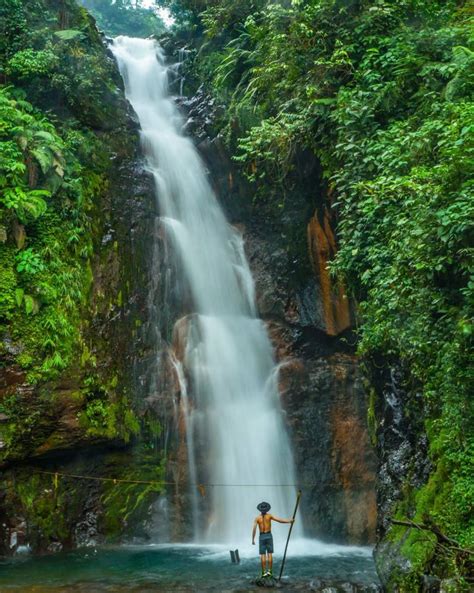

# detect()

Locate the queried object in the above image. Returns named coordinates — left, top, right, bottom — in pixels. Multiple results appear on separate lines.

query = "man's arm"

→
left=270, top=514, right=294, bottom=524
left=252, top=518, right=258, bottom=544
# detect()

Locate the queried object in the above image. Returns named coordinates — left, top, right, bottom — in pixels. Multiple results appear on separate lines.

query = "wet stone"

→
left=422, top=575, right=441, bottom=592
left=254, top=576, right=280, bottom=588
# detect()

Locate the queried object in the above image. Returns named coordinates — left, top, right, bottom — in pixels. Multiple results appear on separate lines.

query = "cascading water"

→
left=111, top=37, right=301, bottom=545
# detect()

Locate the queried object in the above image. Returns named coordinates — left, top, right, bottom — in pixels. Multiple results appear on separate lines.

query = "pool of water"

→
left=0, top=539, right=379, bottom=592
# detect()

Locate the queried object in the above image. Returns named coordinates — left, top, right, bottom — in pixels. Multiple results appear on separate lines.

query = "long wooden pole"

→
left=278, top=489, right=302, bottom=581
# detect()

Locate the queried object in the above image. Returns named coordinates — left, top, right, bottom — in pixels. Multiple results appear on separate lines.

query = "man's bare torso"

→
left=256, top=514, right=273, bottom=534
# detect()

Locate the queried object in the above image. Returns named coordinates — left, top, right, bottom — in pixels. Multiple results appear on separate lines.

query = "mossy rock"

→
left=254, top=575, right=279, bottom=588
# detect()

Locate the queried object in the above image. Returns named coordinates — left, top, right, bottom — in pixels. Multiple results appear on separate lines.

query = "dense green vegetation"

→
left=0, top=0, right=150, bottom=460
left=0, top=0, right=166, bottom=552
left=0, top=87, right=92, bottom=382
left=1, top=0, right=112, bottom=389
left=79, top=0, right=166, bottom=37
left=168, top=0, right=473, bottom=589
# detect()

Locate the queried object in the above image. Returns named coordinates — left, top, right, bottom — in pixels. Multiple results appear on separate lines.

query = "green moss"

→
left=0, top=245, right=17, bottom=319
left=78, top=373, right=141, bottom=443
left=379, top=522, right=436, bottom=591
left=0, top=391, right=48, bottom=462
left=16, top=474, right=69, bottom=543
left=123, top=408, right=140, bottom=441
left=387, top=568, right=423, bottom=593
left=439, top=579, right=471, bottom=593
left=401, top=529, right=437, bottom=572
left=384, top=456, right=473, bottom=591
left=79, top=398, right=117, bottom=438
left=143, top=413, right=162, bottom=439
left=99, top=450, right=165, bottom=541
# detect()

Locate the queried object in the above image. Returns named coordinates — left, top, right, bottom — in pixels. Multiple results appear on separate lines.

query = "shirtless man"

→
left=251, top=501, right=294, bottom=578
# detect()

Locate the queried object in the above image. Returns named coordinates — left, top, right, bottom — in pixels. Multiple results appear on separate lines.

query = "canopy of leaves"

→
left=79, top=0, right=166, bottom=37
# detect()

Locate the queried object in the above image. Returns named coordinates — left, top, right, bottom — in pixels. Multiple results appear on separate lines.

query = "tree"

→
left=79, top=0, right=166, bottom=37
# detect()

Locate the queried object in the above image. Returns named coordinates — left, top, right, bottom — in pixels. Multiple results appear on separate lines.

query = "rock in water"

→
left=255, top=575, right=279, bottom=587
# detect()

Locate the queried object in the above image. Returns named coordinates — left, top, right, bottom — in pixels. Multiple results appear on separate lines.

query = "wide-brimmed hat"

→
left=257, top=501, right=271, bottom=513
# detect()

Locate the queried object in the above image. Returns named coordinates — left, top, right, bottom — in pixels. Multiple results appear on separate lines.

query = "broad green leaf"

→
left=54, top=29, right=85, bottom=41
left=15, top=288, right=24, bottom=306
left=31, top=148, right=53, bottom=174
left=24, top=294, right=35, bottom=315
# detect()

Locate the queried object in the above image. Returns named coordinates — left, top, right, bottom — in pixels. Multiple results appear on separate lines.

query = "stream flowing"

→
left=111, top=36, right=300, bottom=545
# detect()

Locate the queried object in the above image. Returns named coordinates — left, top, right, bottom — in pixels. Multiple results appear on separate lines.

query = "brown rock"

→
left=172, top=315, right=194, bottom=363
left=265, top=320, right=294, bottom=362
left=330, top=363, right=377, bottom=542
left=12, top=220, right=26, bottom=249
left=307, top=210, right=351, bottom=336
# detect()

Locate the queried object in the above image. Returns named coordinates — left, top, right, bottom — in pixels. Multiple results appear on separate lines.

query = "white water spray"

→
left=111, top=37, right=301, bottom=545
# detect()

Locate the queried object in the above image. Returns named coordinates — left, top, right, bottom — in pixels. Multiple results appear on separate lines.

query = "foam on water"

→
left=144, top=540, right=373, bottom=560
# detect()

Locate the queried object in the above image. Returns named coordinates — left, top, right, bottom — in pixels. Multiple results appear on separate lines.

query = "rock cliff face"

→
left=369, top=362, right=433, bottom=588
left=180, top=88, right=378, bottom=545
left=244, top=223, right=377, bottom=544
left=307, top=210, right=352, bottom=337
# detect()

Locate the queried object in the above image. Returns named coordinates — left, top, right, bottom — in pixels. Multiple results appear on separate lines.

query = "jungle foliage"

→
left=0, top=87, right=93, bottom=380
left=79, top=0, right=166, bottom=38
left=0, top=0, right=164, bottom=552
left=0, top=0, right=143, bottom=463
left=3, top=1, right=90, bottom=384
left=175, top=0, right=473, bottom=588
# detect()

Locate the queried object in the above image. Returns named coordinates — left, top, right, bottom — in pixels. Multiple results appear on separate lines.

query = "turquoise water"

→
left=0, top=541, right=379, bottom=592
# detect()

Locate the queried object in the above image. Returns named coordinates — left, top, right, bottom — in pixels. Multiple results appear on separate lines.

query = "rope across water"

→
left=31, top=470, right=331, bottom=489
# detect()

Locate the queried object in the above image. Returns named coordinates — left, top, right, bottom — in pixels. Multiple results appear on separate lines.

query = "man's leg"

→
left=268, top=553, right=273, bottom=576
left=260, top=554, right=266, bottom=576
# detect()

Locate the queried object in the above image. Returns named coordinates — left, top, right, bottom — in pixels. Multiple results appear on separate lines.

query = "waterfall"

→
left=111, top=37, right=301, bottom=545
